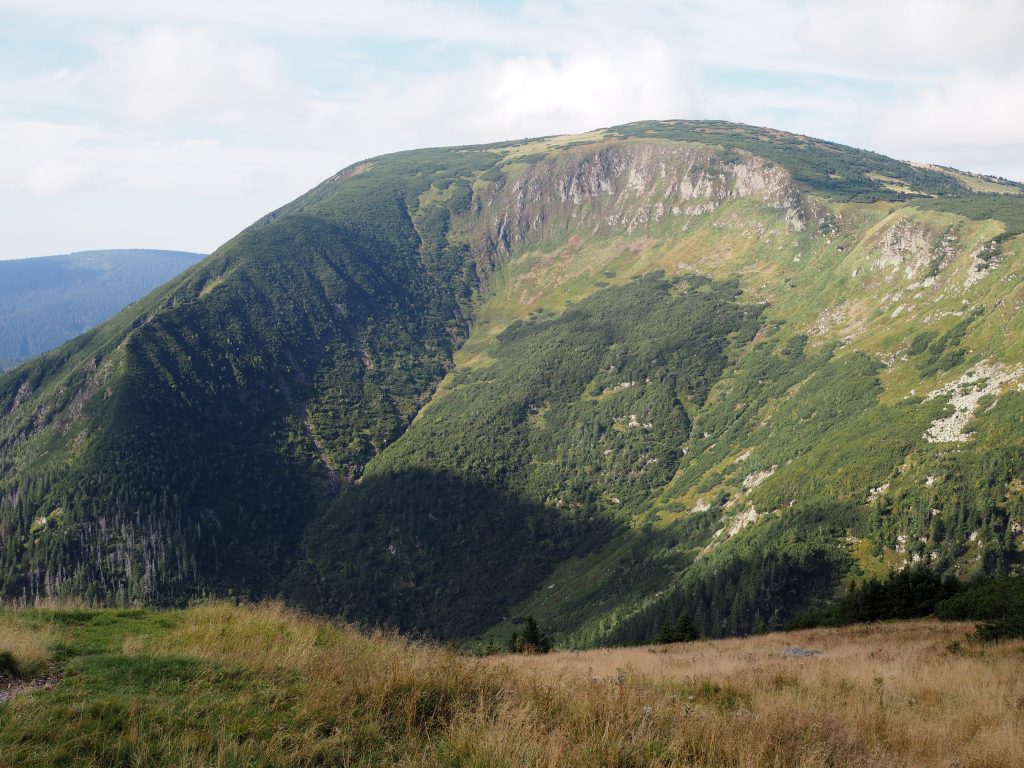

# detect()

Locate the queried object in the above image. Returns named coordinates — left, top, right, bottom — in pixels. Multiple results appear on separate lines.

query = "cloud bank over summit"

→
left=1, top=0, right=1021, bottom=258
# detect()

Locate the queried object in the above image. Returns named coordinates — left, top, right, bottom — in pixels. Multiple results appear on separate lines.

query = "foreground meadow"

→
left=0, top=603, right=1021, bottom=767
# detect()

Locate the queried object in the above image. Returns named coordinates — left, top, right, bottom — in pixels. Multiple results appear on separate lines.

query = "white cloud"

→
left=795, top=0, right=1024, bottom=177
left=307, top=37, right=691, bottom=150
left=0, top=118, right=340, bottom=257
left=873, top=70, right=1024, bottom=177
left=24, top=156, right=96, bottom=196
left=91, top=23, right=692, bottom=153
left=101, top=26, right=300, bottom=126
left=0, top=121, right=98, bottom=196
left=0, top=0, right=528, bottom=49
left=801, top=0, right=1024, bottom=74
left=485, top=40, right=687, bottom=136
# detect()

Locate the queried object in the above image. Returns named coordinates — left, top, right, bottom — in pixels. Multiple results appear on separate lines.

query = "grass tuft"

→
left=0, top=614, right=54, bottom=680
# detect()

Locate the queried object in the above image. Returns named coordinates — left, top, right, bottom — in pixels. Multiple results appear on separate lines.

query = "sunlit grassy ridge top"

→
left=605, top=120, right=970, bottom=200
left=1, top=603, right=1022, bottom=767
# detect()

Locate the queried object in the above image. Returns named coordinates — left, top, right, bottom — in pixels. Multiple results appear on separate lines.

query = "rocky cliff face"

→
left=477, top=142, right=808, bottom=259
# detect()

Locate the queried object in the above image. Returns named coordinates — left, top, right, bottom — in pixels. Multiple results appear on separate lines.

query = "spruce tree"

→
left=674, top=613, right=698, bottom=642
left=655, top=613, right=699, bottom=643
left=521, top=617, right=552, bottom=653
left=655, top=620, right=676, bottom=644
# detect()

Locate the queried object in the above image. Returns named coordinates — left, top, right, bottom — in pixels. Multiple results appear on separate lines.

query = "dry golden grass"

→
left=123, top=605, right=1023, bottom=767
left=499, top=620, right=1024, bottom=768
left=0, top=615, right=54, bottom=678
left=4, top=603, right=1021, bottom=767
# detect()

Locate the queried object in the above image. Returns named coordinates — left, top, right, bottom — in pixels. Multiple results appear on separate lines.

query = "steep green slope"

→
left=0, top=250, right=204, bottom=371
left=0, top=149, right=496, bottom=604
left=1, top=121, right=1022, bottom=647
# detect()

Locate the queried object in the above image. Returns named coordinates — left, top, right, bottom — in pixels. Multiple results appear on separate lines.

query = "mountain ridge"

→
left=0, top=249, right=205, bottom=372
left=1, top=120, right=1022, bottom=645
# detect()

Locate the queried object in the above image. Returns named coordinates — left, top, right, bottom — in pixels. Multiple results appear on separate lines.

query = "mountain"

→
left=1, top=121, right=1022, bottom=645
left=0, top=250, right=205, bottom=371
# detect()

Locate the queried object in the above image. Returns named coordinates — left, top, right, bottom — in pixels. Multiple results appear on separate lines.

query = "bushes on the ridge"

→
left=911, top=194, right=1024, bottom=239
left=607, top=120, right=968, bottom=200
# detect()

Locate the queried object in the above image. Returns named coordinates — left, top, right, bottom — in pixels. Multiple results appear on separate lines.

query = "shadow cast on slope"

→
left=287, top=468, right=616, bottom=639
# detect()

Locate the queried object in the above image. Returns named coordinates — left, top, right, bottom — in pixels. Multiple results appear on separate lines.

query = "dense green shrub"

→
left=788, top=566, right=960, bottom=629
left=911, top=194, right=1024, bottom=239
left=789, top=571, right=1024, bottom=642
left=509, top=617, right=552, bottom=654
left=655, top=614, right=699, bottom=644
left=935, top=577, right=1024, bottom=640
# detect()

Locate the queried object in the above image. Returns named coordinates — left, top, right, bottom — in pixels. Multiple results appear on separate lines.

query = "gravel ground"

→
left=0, top=672, right=62, bottom=704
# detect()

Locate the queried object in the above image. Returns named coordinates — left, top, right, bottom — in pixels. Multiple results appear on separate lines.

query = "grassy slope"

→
left=0, top=603, right=1021, bottom=767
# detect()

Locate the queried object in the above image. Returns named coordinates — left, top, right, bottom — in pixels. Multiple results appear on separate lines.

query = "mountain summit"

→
left=2, top=121, right=1022, bottom=644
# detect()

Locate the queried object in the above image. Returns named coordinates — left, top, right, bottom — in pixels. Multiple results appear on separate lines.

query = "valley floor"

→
left=0, top=604, right=1020, bottom=767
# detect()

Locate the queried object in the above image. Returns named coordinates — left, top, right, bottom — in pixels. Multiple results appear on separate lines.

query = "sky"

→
left=2, top=0, right=1023, bottom=260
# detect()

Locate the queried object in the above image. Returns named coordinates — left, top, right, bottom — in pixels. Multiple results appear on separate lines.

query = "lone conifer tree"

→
left=520, top=616, right=552, bottom=653
left=655, top=613, right=699, bottom=644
